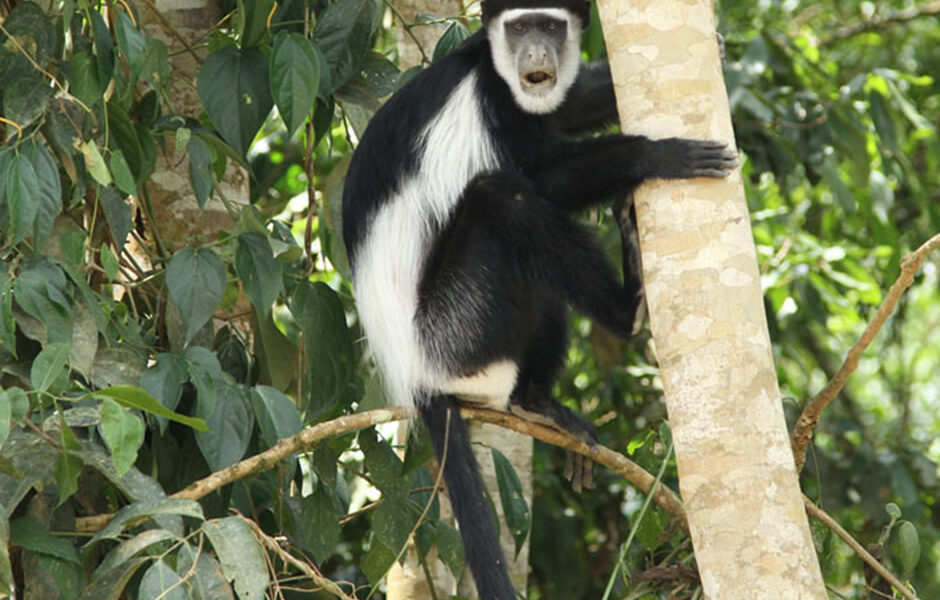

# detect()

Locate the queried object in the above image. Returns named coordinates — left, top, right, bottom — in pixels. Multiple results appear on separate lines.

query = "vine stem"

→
left=791, top=233, right=940, bottom=472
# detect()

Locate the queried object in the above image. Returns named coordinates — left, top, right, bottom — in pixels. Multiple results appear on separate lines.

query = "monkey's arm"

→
left=551, top=61, right=619, bottom=134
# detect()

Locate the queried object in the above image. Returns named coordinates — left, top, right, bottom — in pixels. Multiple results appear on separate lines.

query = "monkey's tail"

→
left=418, top=394, right=517, bottom=600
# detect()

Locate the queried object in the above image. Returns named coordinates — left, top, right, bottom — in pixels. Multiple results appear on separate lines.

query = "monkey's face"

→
left=489, top=8, right=583, bottom=114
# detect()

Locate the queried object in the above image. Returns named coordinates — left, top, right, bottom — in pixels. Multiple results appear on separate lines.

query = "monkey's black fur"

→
left=342, top=4, right=735, bottom=598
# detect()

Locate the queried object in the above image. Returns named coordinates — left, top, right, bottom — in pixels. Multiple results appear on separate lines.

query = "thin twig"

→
left=820, top=1, right=940, bottom=46
left=803, top=497, right=920, bottom=600
left=241, top=515, right=357, bottom=600
left=792, top=234, right=940, bottom=471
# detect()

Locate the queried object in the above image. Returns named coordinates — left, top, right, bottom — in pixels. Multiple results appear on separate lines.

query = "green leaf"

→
left=100, top=243, right=120, bottom=282
left=176, top=542, right=236, bottom=600
left=434, top=522, right=465, bottom=580
left=138, top=559, right=187, bottom=600
left=433, top=22, right=472, bottom=61
left=89, top=498, right=204, bottom=546
left=197, top=46, right=273, bottom=156
left=896, top=520, right=920, bottom=574
left=99, top=185, right=132, bottom=254
left=140, top=38, right=170, bottom=89
left=315, top=0, right=378, bottom=93
left=195, top=384, right=253, bottom=471
left=187, top=136, right=214, bottom=209
left=70, top=51, right=106, bottom=106
left=79, top=558, right=149, bottom=600
left=1, top=72, right=53, bottom=128
left=250, top=386, right=302, bottom=449
left=9, top=518, right=81, bottom=564
left=0, top=265, right=16, bottom=355
left=202, top=518, right=269, bottom=600
left=82, top=141, right=112, bottom=186
left=99, top=398, right=145, bottom=476
left=30, top=342, right=71, bottom=394
left=360, top=539, right=396, bottom=587
left=166, top=247, right=227, bottom=344
left=236, top=0, right=276, bottom=48
left=271, top=33, right=321, bottom=136
left=114, top=11, right=148, bottom=83
left=12, top=259, right=73, bottom=344
left=492, top=448, right=530, bottom=557
left=21, top=140, right=62, bottom=245
left=235, top=232, right=283, bottom=315
left=373, top=497, right=413, bottom=555
left=54, top=424, right=83, bottom=506
left=94, top=529, right=180, bottom=578
left=4, top=149, right=39, bottom=246
left=108, top=104, right=144, bottom=183
left=89, top=385, right=208, bottom=432
left=359, top=428, right=407, bottom=501
left=302, top=483, right=340, bottom=564
left=0, top=391, right=10, bottom=448
left=109, top=150, right=136, bottom=196
left=0, top=515, right=10, bottom=594
left=140, top=353, right=190, bottom=432
left=290, top=281, right=358, bottom=417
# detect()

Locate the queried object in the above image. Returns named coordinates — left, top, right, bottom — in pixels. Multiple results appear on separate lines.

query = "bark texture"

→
left=595, top=1, right=827, bottom=597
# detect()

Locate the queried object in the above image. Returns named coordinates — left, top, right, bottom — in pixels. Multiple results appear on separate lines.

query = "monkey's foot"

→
left=508, top=401, right=597, bottom=492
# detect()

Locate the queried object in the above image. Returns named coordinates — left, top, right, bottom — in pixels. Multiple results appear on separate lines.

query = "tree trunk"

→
left=595, top=1, right=828, bottom=597
left=386, top=3, right=533, bottom=599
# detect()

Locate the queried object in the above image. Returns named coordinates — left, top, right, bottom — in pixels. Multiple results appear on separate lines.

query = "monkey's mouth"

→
left=522, top=70, right=557, bottom=89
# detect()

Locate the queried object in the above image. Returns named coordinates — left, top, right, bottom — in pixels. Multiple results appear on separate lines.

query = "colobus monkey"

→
left=342, top=1, right=736, bottom=597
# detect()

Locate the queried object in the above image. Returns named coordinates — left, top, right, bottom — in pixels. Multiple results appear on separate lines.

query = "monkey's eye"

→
left=511, top=22, right=526, bottom=33
left=544, top=21, right=557, bottom=32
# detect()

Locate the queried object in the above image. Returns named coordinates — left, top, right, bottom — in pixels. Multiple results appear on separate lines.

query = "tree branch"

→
left=803, top=497, right=920, bottom=600
left=791, top=233, right=940, bottom=472
left=820, top=1, right=940, bottom=46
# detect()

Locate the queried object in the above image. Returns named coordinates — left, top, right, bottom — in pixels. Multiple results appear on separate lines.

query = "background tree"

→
left=0, top=1, right=936, bottom=599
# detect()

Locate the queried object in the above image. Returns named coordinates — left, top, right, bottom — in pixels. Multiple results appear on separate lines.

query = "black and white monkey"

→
left=342, top=1, right=736, bottom=597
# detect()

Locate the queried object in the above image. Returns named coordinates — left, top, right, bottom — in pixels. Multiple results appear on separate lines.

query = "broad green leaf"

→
left=896, top=520, right=920, bottom=573
left=0, top=265, right=15, bottom=355
left=360, top=539, right=396, bottom=587
left=252, top=310, right=298, bottom=392
left=4, top=150, right=39, bottom=246
left=166, top=247, right=227, bottom=344
left=433, top=21, right=472, bottom=61
left=99, top=398, right=145, bottom=476
left=271, top=32, right=321, bottom=136
left=235, top=232, right=282, bottom=315
left=114, top=11, right=148, bottom=83
left=359, top=428, right=407, bottom=501
left=12, top=259, right=73, bottom=344
left=21, top=140, right=61, bottom=245
left=187, top=136, right=213, bottom=209
left=302, top=483, right=340, bottom=564
left=236, top=0, right=276, bottom=48
left=0, top=391, right=11, bottom=447
left=138, top=559, right=187, bottom=600
left=81, top=141, right=112, bottom=186
left=195, top=383, right=253, bottom=471
left=99, top=186, right=132, bottom=254
left=250, top=386, right=301, bottom=448
left=315, top=0, right=378, bottom=93
left=30, top=342, right=71, bottom=395
left=89, top=10, right=115, bottom=90
left=1, top=72, right=53, bottom=128
left=140, top=353, right=190, bottom=432
left=290, top=281, right=358, bottom=417
left=109, top=150, right=136, bottom=196
left=79, top=558, right=149, bottom=600
left=54, top=423, right=83, bottom=506
left=0, top=514, right=10, bottom=594
left=9, top=518, right=81, bottom=564
left=202, top=518, right=269, bottom=600
left=492, top=448, right=530, bottom=557
left=100, top=243, right=119, bottom=282
left=140, top=38, right=170, bottom=88
left=108, top=105, right=144, bottom=182
left=176, top=542, right=236, bottom=600
left=373, top=498, right=413, bottom=555
left=70, top=51, right=106, bottom=106
left=435, top=522, right=465, bottom=580
left=89, top=498, right=205, bottom=545
left=184, top=346, right=223, bottom=416
left=197, top=46, right=273, bottom=156
left=94, top=529, right=180, bottom=578
left=89, top=385, right=208, bottom=431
